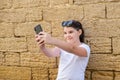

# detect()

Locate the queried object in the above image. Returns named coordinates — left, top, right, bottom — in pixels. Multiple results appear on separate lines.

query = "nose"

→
left=65, top=33, right=71, bottom=38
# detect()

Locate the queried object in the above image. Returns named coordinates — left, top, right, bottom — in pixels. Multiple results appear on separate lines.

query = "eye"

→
left=69, top=31, right=73, bottom=34
left=64, top=32, right=67, bottom=34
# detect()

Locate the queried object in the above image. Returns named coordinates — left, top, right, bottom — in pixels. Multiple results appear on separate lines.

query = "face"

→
left=63, top=27, right=81, bottom=44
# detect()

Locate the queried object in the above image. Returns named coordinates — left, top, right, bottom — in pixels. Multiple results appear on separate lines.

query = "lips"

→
left=67, top=37, right=72, bottom=41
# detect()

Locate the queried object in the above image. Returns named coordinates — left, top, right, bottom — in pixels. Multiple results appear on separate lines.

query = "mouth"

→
left=66, top=38, right=72, bottom=41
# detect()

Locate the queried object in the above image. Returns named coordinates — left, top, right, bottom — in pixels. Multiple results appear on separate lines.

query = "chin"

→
left=66, top=40, right=70, bottom=43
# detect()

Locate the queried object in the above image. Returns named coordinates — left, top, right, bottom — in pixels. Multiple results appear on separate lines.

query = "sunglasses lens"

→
left=62, top=21, right=66, bottom=26
left=67, top=20, right=73, bottom=26
left=62, top=20, right=73, bottom=27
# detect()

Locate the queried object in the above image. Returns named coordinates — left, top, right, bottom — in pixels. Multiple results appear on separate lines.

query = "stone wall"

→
left=0, top=0, right=120, bottom=80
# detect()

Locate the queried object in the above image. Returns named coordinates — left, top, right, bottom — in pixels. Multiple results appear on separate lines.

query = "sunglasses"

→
left=62, top=20, right=73, bottom=27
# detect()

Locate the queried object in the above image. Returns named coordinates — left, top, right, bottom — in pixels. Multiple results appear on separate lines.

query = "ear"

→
left=78, top=29, right=82, bottom=36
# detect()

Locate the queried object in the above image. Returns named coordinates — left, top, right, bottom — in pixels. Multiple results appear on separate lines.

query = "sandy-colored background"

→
left=0, top=0, right=120, bottom=80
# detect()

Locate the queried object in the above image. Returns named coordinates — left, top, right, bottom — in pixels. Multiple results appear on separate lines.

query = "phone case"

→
left=34, top=24, right=43, bottom=34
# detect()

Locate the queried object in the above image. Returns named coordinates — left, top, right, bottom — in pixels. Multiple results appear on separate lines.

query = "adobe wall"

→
left=0, top=0, right=120, bottom=80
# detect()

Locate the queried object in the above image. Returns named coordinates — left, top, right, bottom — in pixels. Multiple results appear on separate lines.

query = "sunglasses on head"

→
left=62, top=20, right=74, bottom=27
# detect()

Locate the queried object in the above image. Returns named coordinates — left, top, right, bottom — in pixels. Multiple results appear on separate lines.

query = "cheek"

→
left=64, top=35, right=67, bottom=39
left=72, top=34, right=79, bottom=39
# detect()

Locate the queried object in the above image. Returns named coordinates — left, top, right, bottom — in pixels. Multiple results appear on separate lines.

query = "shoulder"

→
left=79, top=43, right=90, bottom=54
left=80, top=43, right=90, bottom=48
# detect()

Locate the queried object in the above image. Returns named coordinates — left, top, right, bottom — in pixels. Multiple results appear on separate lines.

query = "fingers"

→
left=38, top=31, right=46, bottom=35
left=35, top=33, right=44, bottom=42
left=39, top=42, right=45, bottom=48
left=35, top=35, right=40, bottom=42
left=38, top=38, right=44, bottom=45
left=35, top=34, right=45, bottom=46
left=35, top=31, right=49, bottom=46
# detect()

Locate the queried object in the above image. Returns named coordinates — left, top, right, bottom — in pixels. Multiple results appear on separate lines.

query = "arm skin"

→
left=35, top=35, right=60, bottom=57
left=36, top=32, right=87, bottom=57
left=48, top=37, right=87, bottom=57
left=40, top=46, right=60, bottom=57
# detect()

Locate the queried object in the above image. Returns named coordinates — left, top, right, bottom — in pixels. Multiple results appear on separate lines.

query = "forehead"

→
left=64, top=27, right=76, bottom=32
left=63, top=27, right=75, bottom=31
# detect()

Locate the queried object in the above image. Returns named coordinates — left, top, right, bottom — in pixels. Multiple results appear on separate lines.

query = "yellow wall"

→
left=0, top=0, right=120, bottom=80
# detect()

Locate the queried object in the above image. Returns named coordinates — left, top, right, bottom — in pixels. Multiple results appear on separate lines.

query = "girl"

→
left=35, top=20, right=90, bottom=80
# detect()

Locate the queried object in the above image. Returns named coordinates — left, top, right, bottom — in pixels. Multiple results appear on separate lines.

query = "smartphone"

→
left=34, top=24, right=43, bottom=34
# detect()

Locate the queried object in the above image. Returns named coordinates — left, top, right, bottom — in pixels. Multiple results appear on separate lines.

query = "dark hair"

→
left=62, top=20, right=85, bottom=42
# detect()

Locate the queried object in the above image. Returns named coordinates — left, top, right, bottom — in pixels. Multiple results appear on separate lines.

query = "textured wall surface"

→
left=0, top=0, right=120, bottom=80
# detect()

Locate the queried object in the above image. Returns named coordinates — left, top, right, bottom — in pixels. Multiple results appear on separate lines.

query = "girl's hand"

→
left=38, top=32, right=53, bottom=44
left=35, top=34, right=45, bottom=48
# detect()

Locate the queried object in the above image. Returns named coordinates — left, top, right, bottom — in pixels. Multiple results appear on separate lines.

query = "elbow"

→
left=77, top=53, right=87, bottom=57
left=82, top=54, right=88, bottom=57
left=44, top=54, right=52, bottom=57
left=46, top=54, right=54, bottom=58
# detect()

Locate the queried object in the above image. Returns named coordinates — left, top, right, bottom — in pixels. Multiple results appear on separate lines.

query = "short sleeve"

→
left=80, top=43, right=90, bottom=56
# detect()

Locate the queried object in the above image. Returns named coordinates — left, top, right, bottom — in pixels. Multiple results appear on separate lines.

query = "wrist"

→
left=40, top=44, right=45, bottom=49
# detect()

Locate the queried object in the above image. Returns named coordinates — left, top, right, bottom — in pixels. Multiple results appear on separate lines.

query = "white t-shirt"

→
left=56, top=43, right=90, bottom=80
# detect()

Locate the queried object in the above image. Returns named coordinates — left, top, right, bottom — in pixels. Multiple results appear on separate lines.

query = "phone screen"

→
left=34, top=24, right=43, bottom=34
